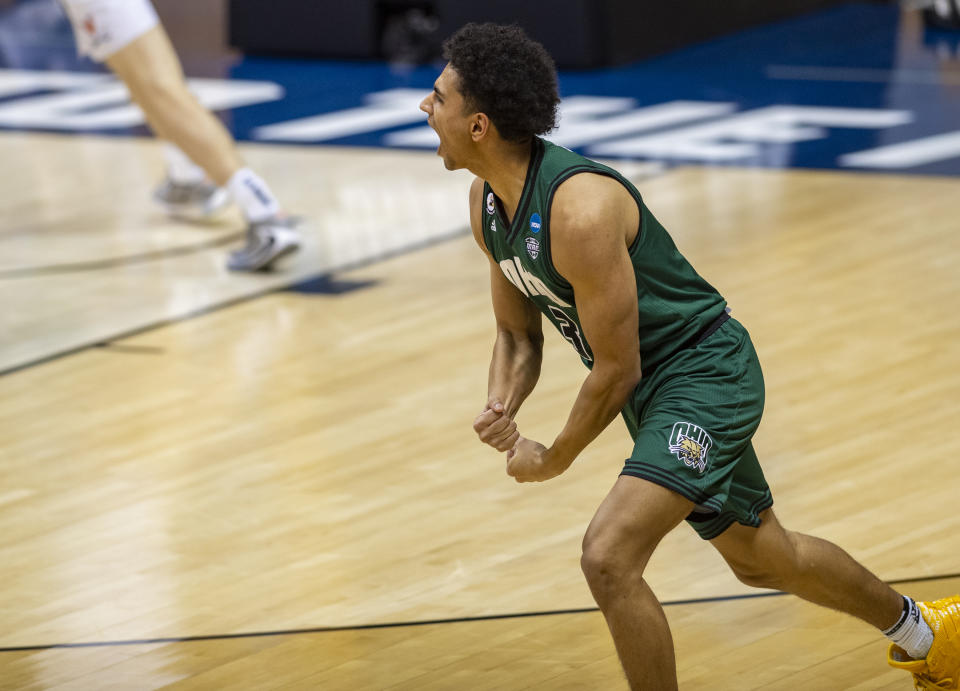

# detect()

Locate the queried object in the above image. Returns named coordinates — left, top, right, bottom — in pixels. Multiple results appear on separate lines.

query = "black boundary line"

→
left=0, top=285, right=292, bottom=378
left=0, top=233, right=244, bottom=279
left=0, top=225, right=471, bottom=378
left=93, top=343, right=166, bottom=355
left=1, top=572, right=957, bottom=653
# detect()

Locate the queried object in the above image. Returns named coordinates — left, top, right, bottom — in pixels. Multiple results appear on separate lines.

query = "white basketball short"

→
left=59, top=0, right=159, bottom=62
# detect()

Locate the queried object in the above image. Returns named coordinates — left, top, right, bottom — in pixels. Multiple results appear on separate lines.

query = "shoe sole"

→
left=227, top=241, right=301, bottom=272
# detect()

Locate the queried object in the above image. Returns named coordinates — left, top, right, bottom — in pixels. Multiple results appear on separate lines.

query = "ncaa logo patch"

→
left=525, top=236, right=540, bottom=260
left=529, top=212, right=542, bottom=233
left=668, top=421, right=713, bottom=474
left=486, top=192, right=496, bottom=215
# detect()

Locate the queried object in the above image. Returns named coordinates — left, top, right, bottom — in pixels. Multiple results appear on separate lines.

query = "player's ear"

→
left=471, top=112, right=491, bottom=142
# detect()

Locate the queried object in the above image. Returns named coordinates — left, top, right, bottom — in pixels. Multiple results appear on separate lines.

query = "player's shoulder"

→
left=469, top=176, right=487, bottom=218
left=551, top=172, right=631, bottom=233
left=468, top=176, right=490, bottom=253
left=469, top=175, right=485, bottom=199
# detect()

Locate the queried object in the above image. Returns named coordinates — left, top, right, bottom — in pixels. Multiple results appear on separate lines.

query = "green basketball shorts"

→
left=620, top=316, right=773, bottom=540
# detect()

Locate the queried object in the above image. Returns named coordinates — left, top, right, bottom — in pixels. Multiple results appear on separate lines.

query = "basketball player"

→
left=422, top=23, right=960, bottom=690
left=58, top=0, right=300, bottom=271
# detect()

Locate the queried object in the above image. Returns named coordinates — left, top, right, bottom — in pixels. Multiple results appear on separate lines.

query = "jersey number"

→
left=548, top=306, right=592, bottom=362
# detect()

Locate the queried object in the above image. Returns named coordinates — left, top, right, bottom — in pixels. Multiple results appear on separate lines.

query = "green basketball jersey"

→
left=481, top=137, right=727, bottom=371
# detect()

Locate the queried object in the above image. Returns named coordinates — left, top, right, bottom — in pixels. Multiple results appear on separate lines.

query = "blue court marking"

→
left=1, top=2, right=959, bottom=173
left=287, top=275, right=379, bottom=295
left=224, top=4, right=960, bottom=175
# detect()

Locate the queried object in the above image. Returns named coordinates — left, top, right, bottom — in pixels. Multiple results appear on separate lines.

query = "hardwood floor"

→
left=1, top=133, right=958, bottom=689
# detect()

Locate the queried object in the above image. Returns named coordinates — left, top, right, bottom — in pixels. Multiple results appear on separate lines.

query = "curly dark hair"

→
left=442, top=23, right=560, bottom=143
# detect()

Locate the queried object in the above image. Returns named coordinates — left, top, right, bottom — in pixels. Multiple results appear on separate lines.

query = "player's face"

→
left=420, top=65, right=474, bottom=170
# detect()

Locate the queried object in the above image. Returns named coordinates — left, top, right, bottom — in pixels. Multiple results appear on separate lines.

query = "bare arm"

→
left=507, top=174, right=642, bottom=481
left=468, top=178, right=544, bottom=451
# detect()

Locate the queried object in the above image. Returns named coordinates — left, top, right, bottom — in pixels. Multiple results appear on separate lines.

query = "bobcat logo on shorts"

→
left=668, top=422, right=713, bottom=474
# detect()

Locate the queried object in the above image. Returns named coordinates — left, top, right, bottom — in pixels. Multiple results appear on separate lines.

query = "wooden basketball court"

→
left=1, top=122, right=958, bottom=689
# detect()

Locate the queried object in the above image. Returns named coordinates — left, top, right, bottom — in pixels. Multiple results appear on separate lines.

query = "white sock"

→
left=162, top=143, right=207, bottom=184
left=884, top=596, right=934, bottom=659
left=227, top=168, right=280, bottom=223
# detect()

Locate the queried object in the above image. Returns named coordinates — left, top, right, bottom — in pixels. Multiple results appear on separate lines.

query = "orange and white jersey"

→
left=58, top=0, right=159, bottom=62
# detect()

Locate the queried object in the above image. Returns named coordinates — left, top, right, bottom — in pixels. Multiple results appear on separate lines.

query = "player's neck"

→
left=473, top=139, right=534, bottom=222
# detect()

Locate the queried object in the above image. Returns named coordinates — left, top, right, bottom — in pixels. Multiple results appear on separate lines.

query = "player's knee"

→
left=580, top=532, right=652, bottom=606
left=580, top=542, right=619, bottom=604
left=729, top=562, right=785, bottom=590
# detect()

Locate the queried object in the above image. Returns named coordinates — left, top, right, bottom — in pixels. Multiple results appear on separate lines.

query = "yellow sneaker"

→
left=888, top=595, right=960, bottom=690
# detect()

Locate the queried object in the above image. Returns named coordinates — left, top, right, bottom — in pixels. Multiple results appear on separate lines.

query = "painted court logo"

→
left=668, top=422, right=713, bottom=474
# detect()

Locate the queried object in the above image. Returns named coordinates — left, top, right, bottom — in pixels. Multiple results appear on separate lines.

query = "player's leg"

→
left=105, top=24, right=299, bottom=269
left=711, top=506, right=960, bottom=687
left=60, top=0, right=301, bottom=269
left=59, top=0, right=230, bottom=218
left=604, top=315, right=770, bottom=688
left=709, top=509, right=902, bottom=629
left=105, top=24, right=245, bottom=187
left=153, top=142, right=231, bottom=222
left=580, top=475, right=694, bottom=690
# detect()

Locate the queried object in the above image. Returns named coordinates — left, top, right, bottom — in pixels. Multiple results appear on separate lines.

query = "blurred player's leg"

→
left=154, top=143, right=231, bottom=221
left=107, top=26, right=301, bottom=270
left=60, top=0, right=301, bottom=270
left=105, top=24, right=243, bottom=185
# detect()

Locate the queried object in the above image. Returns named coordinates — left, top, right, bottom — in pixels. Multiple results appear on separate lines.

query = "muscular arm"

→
left=508, top=174, right=642, bottom=481
left=469, top=178, right=544, bottom=449
left=487, top=284, right=544, bottom=417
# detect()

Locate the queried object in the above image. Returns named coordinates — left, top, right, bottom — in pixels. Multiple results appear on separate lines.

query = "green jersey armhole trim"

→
left=505, top=138, right=547, bottom=244
left=543, top=166, right=646, bottom=289
left=480, top=181, right=496, bottom=254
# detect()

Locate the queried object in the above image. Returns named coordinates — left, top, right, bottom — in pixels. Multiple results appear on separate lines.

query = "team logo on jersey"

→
left=668, top=422, right=714, bottom=474
left=486, top=192, right=496, bottom=215
left=529, top=212, right=542, bottom=233
left=498, top=256, right=572, bottom=307
left=525, top=237, right=541, bottom=260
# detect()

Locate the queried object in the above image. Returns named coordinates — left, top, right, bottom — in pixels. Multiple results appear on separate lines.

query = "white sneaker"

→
left=153, top=178, right=231, bottom=221
left=226, top=217, right=302, bottom=271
